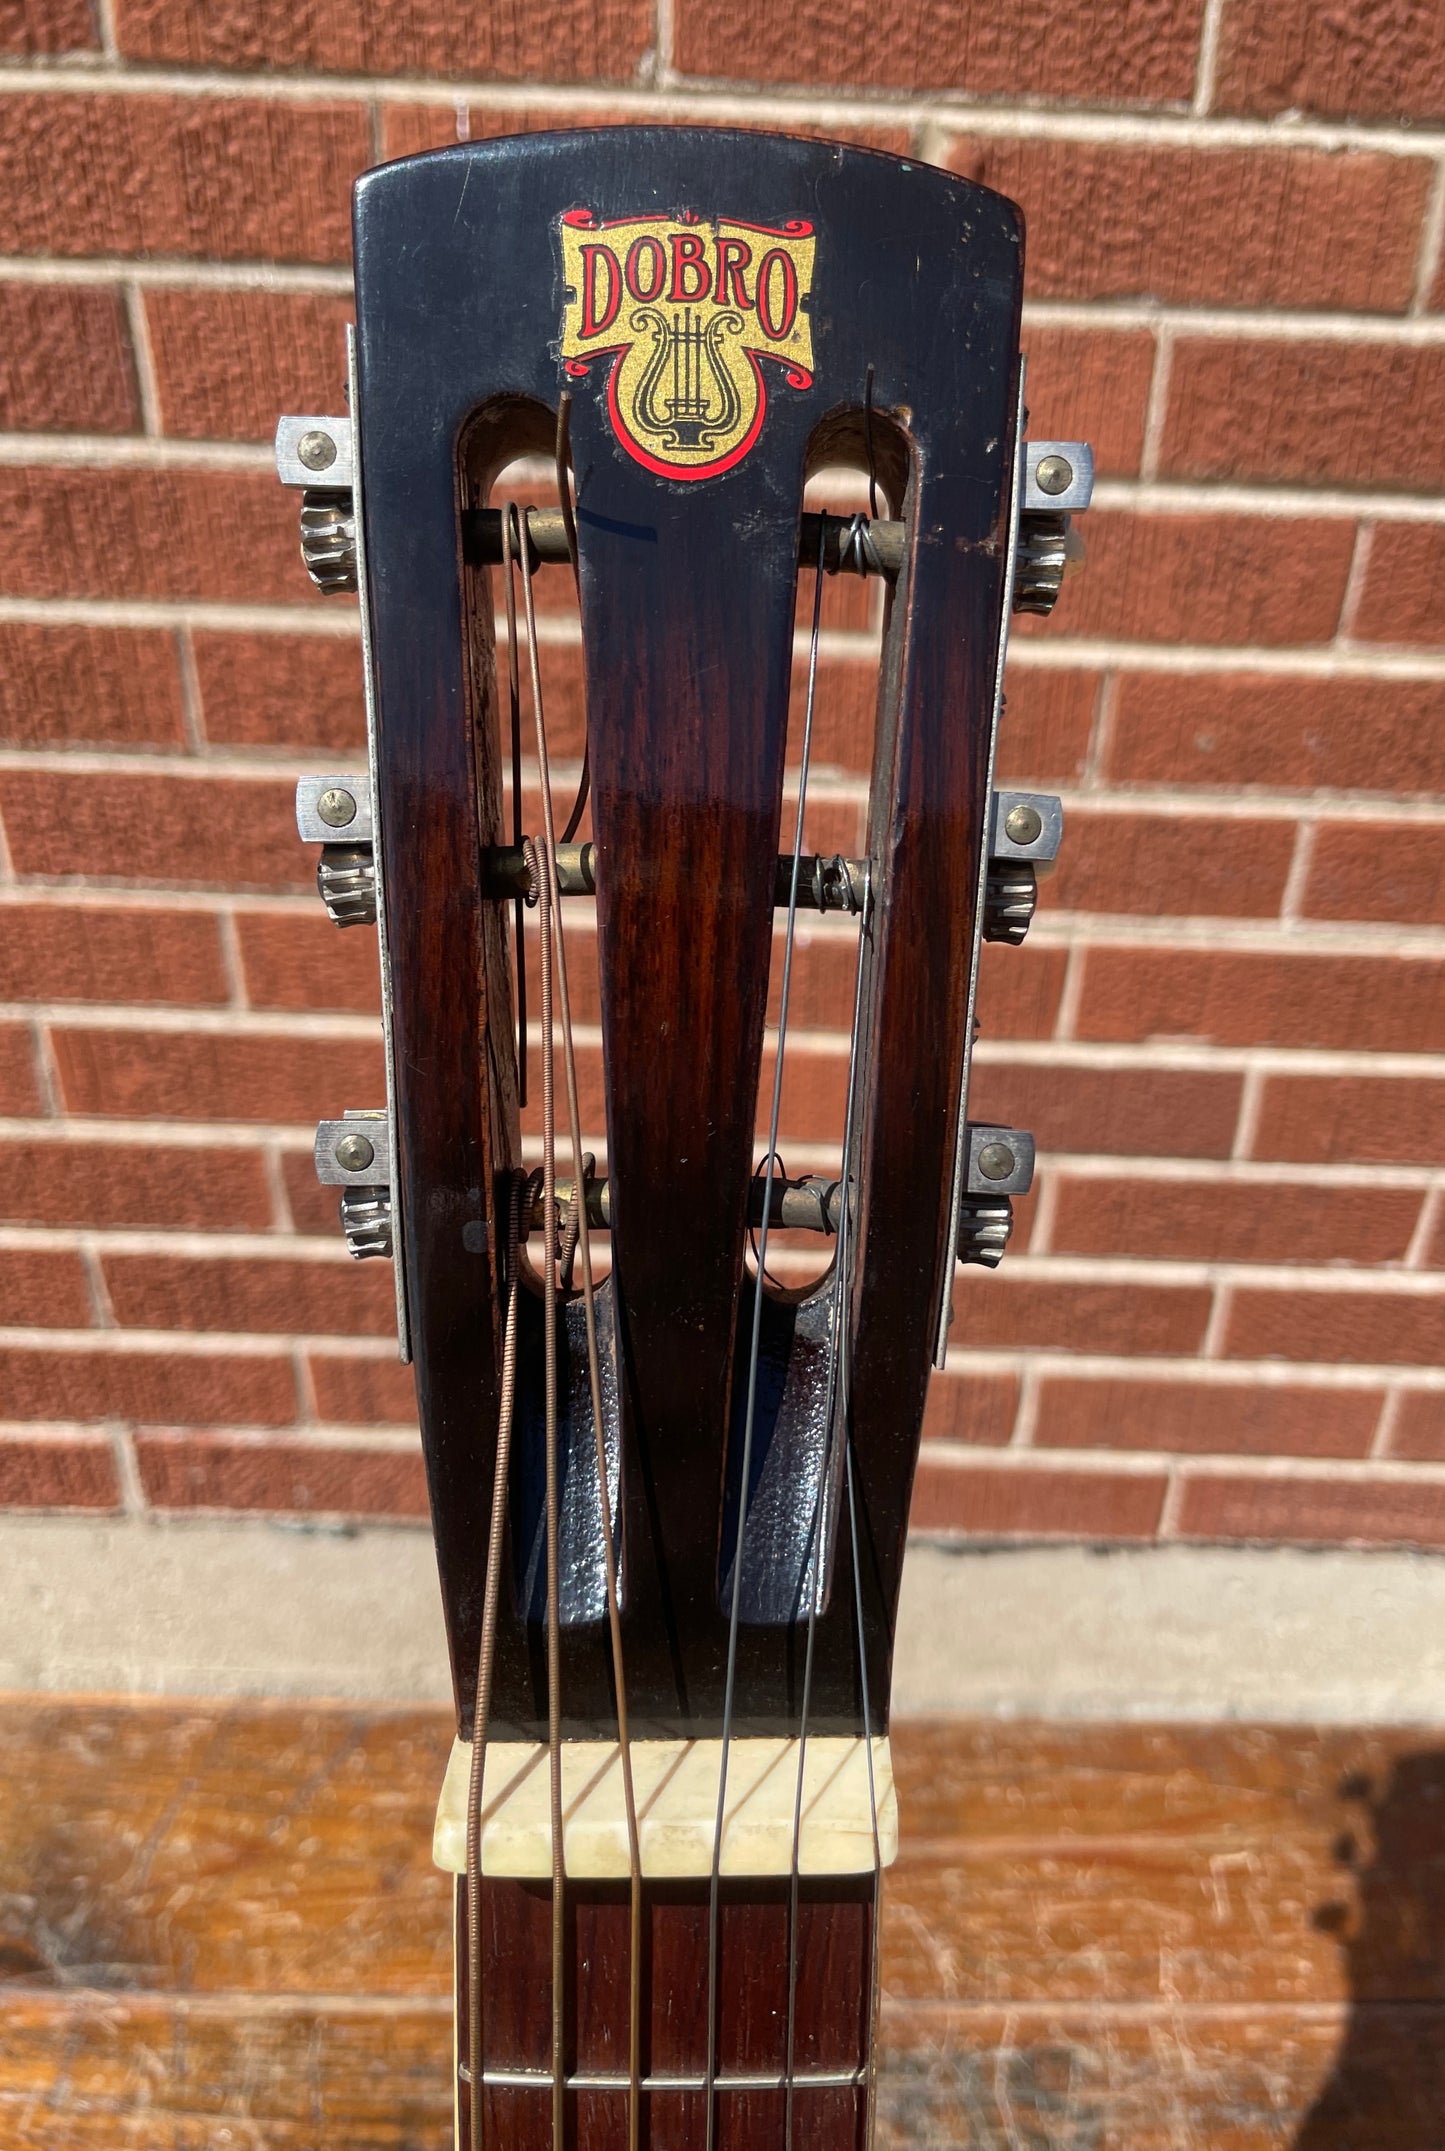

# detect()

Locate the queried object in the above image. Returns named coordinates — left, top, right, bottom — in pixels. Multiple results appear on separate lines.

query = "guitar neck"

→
left=457, top=1876, right=876, bottom=2150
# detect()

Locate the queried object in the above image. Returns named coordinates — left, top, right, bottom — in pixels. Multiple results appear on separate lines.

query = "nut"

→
left=333, top=1132, right=376, bottom=1173
left=976, top=1140, right=1017, bottom=1181
left=298, top=429, right=338, bottom=473
left=1004, top=802, right=1043, bottom=845
left=317, top=787, right=358, bottom=829
left=1035, top=453, right=1073, bottom=496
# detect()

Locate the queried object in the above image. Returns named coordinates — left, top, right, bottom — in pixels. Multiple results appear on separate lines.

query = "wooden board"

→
left=3, top=1701, right=1444, bottom=2145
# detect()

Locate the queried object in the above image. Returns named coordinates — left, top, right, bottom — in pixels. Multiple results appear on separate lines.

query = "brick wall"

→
left=2, top=0, right=1444, bottom=1557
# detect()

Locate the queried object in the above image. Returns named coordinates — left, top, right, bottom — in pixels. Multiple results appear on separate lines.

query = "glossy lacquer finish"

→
left=351, top=129, right=1023, bottom=1740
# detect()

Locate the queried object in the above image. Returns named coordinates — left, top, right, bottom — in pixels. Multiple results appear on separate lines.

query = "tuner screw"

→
left=334, top=1131, right=376, bottom=1173
left=1004, top=802, right=1043, bottom=845
left=1035, top=453, right=1073, bottom=496
left=977, top=1141, right=1018, bottom=1181
left=298, top=429, right=338, bottom=472
left=317, top=787, right=358, bottom=829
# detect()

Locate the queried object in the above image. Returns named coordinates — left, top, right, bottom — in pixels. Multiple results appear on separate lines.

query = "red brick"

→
left=1, top=769, right=305, bottom=889
left=1254, top=1074, right=1445, bottom=1167
left=1016, top=509, right=1354, bottom=648
left=284, top=1153, right=344, bottom=1237
left=381, top=103, right=913, bottom=170
left=1224, top=1287, right=1445, bottom=1367
left=1305, top=823, right=1445, bottom=926
left=103, top=1251, right=395, bottom=1336
left=1388, top=1392, right=1445, bottom=1461
left=0, top=283, right=138, bottom=434
left=118, top=0, right=651, bottom=78
left=1214, top=0, right=1445, bottom=123
left=1177, top=1471, right=1445, bottom=1550
left=135, top=1431, right=427, bottom=1518
left=676, top=0, right=1200, bottom=101
left=1036, top=1375, right=1380, bottom=1458
left=921, top=1370, right=1018, bottom=1447
left=976, top=944, right=1067, bottom=1043
left=0, top=1136, right=271, bottom=1232
left=0, top=1025, right=42, bottom=1114
left=0, top=1435, right=118, bottom=1510
left=0, top=1246, right=93, bottom=1327
left=1051, top=1174, right=1420, bottom=1268
left=0, top=0, right=99, bottom=51
left=0, top=904, right=228, bottom=1006
left=967, top=1060, right=1242, bottom=1159
left=944, top=138, right=1430, bottom=312
left=911, top=1461, right=1165, bottom=1539
left=1354, top=524, right=1445, bottom=647
left=949, top=1270, right=1211, bottom=1355
left=308, top=1351, right=418, bottom=1427
left=145, top=288, right=355, bottom=445
left=1024, top=327, right=1153, bottom=479
left=1161, top=338, right=1445, bottom=492
left=0, top=467, right=319, bottom=606
left=994, top=668, right=1099, bottom=787
left=0, top=94, right=369, bottom=263
left=1047, top=811, right=1295, bottom=919
left=51, top=1026, right=383, bottom=1123
left=235, top=911, right=380, bottom=1015
left=192, top=629, right=366, bottom=752
left=0, top=623, right=186, bottom=748
left=1108, top=671, right=1445, bottom=794
left=0, top=1341, right=297, bottom=1425
left=1080, top=946, right=1445, bottom=1052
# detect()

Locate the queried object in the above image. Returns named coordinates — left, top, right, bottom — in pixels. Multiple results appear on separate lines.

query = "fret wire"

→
left=705, top=516, right=830, bottom=2149
left=479, top=2068, right=868, bottom=2092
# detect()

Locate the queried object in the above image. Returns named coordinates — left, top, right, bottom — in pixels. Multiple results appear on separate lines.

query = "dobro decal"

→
left=559, top=210, right=816, bottom=480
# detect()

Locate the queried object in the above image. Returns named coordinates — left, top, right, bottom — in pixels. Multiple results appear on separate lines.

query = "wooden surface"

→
left=3, top=1701, right=1444, bottom=2145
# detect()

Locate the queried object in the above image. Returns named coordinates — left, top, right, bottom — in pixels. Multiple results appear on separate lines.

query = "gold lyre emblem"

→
left=559, top=210, right=816, bottom=480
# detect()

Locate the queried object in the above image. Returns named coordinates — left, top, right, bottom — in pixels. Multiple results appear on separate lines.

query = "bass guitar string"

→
left=783, top=865, right=871, bottom=2151
left=464, top=1166, right=532, bottom=2151
left=505, top=502, right=567, bottom=2151
left=501, top=495, right=528, bottom=1111
left=516, top=509, right=646, bottom=2151
left=703, top=522, right=829, bottom=2151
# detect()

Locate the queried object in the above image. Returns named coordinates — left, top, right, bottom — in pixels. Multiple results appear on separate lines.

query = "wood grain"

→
left=6, top=1701, right=1445, bottom=2145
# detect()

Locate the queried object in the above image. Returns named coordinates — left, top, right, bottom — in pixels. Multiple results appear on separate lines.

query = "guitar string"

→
left=462, top=502, right=542, bottom=2151
left=783, top=865, right=871, bottom=2151
left=504, top=501, right=568, bottom=2151
left=515, top=505, right=646, bottom=2151
left=464, top=1165, right=531, bottom=2151
left=504, top=494, right=528, bottom=1111
left=553, top=395, right=592, bottom=845
left=703, top=523, right=829, bottom=2151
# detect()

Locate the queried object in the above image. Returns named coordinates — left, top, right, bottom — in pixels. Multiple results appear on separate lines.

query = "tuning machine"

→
left=984, top=789, right=1062, bottom=945
left=296, top=774, right=376, bottom=927
left=315, top=1112, right=393, bottom=1259
left=956, top=1123, right=1034, bottom=1268
left=1014, top=440, right=1092, bottom=616
left=276, top=415, right=358, bottom=593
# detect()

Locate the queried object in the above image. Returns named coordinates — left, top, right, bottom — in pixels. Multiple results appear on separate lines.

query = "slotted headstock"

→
left=277, top=124, right=1092, bottom=2150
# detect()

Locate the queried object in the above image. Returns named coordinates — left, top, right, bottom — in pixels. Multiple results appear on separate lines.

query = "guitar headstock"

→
left=276, top=125, right=1092, bottom=2147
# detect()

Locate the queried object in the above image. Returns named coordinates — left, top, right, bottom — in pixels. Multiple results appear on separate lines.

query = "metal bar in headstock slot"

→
left=935, top=360, right=1028, bottom=1368
left=346, top=324, right=410, bottom=1363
